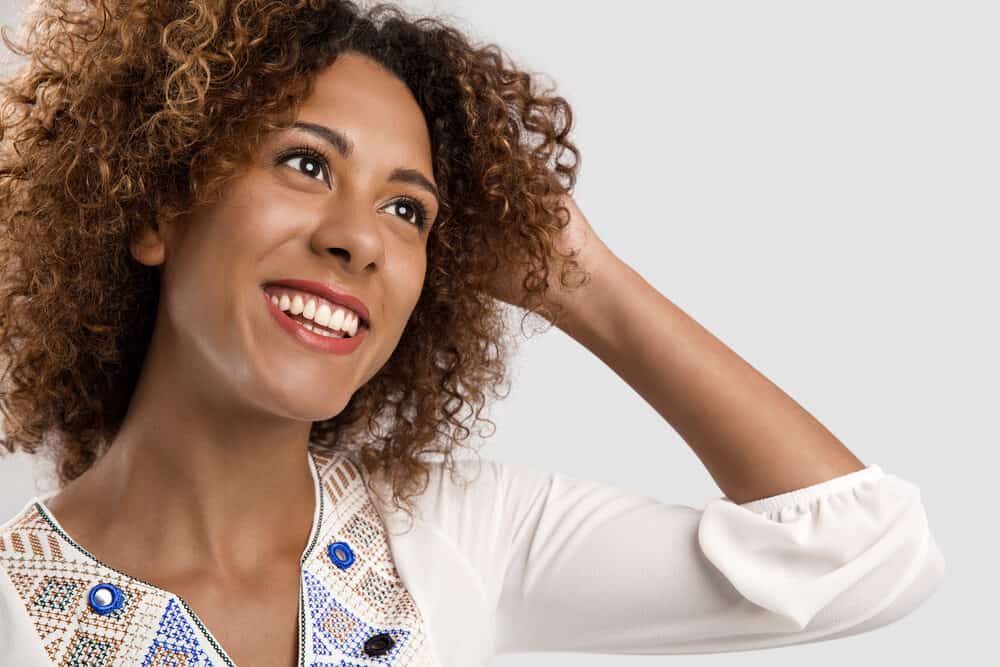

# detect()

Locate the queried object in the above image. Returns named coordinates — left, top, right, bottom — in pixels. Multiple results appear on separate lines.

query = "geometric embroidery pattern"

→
left=33, top=576, right=81, bottom=611
left=140, top=598, right=215, bottom=666
left=0, top=448, right=437, bottom=666
left=305, top=567, right=416, bottom=662
left=65, top=629, right=116, bottom=666
left=300, top=451, right=435, bottom=665
left=0, top=506, right=218, bottom=666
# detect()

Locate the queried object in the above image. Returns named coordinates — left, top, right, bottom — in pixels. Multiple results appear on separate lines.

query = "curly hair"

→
left=0, top=0, right=584, bottom=526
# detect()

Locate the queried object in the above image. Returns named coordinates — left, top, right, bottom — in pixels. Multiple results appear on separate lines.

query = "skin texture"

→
left=550, top=243, right=867, bottom=505
left=43, top=52, right=437, bottom=667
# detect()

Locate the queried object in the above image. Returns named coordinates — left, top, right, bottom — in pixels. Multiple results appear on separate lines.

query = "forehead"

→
left=296, top=52, right=433, bottom=170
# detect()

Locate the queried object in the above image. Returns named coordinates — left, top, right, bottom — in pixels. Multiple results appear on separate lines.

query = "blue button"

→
left=88, top=583, right=123, bottom=614
left=327, top=541, right=355, bottom=569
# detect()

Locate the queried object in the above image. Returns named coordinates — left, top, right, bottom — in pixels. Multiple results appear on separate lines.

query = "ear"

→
left=130, top=218, right=172, bottom=267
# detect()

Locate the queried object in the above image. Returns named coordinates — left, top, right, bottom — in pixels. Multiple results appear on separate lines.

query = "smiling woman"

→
left=0, top=0, right=586, bottom=663
left=0, top=0, right=581, bottom=522
left=0, top=0, right=945, bottom=666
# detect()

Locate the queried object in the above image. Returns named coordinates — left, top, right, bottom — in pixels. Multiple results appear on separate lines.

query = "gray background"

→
left=1, top=0, right=994, bottom=663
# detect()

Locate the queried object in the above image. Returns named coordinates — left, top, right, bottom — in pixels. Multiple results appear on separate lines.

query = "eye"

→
left=382, top=198, right=430, bottom=230
left=276, top=147, right=330, bottom=184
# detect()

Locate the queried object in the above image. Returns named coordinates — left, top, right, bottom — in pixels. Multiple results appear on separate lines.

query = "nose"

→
left=309, top=198, right=385, bottom=273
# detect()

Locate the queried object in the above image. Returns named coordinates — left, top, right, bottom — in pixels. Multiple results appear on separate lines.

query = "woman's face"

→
left=135, top=51, right=439, bottom=421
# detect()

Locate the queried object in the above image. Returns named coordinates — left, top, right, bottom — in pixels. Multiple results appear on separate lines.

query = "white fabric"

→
left=0, top=559, right=53, bottom=665
left=372, top=458, right=946, bottom=661
left=0, top=456, right=946, bottom=665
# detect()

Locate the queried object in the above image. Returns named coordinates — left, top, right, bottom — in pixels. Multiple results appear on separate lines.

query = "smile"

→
left=262, top=288, right=368, bottom=355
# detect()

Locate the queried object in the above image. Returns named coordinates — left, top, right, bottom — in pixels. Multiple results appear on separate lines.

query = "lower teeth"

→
left=289, top=314, right=350, bottom=338
left=304, top=323, right=347, bottom=339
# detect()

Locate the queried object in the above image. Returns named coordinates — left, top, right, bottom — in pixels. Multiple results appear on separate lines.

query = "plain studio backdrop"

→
left=0, top=0, right=994, bottom=664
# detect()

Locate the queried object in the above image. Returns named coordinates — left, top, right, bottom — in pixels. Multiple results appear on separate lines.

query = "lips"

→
left=262, top=288, right=368, bottom=355
left=262, top=278, right=370, bottom=328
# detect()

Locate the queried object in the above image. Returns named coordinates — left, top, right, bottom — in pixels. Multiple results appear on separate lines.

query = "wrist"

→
left=548, top=239, right=632, bottom=352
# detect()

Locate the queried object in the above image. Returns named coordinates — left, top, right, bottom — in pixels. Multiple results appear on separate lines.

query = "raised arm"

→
left=524, top=194, right=866, bottom=504
left=462, top=195, right=942, bottom=659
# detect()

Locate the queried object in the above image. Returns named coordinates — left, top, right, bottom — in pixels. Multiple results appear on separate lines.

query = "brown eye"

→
left=274, top=144, right=332, bottom=186
left=282, top=154, right=328, bottom=183
left=382, top=198, right=429, bottom=229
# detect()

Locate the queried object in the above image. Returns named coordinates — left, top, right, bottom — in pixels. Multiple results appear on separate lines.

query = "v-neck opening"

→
left=29, top=446, right=328, bottom=667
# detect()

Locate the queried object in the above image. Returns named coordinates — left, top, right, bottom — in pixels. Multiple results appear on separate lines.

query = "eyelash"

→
left=274, top=143, right=432, bottom=230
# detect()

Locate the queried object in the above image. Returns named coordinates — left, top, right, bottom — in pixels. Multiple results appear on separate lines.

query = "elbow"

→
left=700, top=472, right=945, bottom=633
left=827, top=532, right=947, bottom=640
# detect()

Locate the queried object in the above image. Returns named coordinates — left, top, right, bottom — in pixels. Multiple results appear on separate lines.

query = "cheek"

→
left=160, top=220, right=252, bottom=343
left=385, top=253, right=427, bottom=331
left=406, top=254, right=429, bottom=310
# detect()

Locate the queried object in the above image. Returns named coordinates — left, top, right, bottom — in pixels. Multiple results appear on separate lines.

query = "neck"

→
left=49, top=320, right=321, bottom=583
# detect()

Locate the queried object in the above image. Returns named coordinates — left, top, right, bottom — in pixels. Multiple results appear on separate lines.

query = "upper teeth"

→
left=266, top=288, right=362, bottom=336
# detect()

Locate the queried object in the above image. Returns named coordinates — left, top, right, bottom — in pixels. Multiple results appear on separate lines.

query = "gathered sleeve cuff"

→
left=481, top=460, right=946, bottom=655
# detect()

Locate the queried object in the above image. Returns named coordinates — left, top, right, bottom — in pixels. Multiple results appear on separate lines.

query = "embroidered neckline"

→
left=29, top=447, right=329, bottom=667
left=3, top=447, right=435, bottom=665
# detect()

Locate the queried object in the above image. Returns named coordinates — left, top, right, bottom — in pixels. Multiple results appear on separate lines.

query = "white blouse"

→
left=0, top=448, right=946, bottom=666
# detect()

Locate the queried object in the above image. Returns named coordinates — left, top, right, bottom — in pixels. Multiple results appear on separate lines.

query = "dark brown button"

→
left=363, top=632, right=395, bottom=656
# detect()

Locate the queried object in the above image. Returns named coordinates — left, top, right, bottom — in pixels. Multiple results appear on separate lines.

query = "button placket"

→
left=325, top=539, right=396, bottom=657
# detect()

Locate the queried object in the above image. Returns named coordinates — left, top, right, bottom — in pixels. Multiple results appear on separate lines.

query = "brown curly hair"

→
left=0, top=0, right=584, bottom=525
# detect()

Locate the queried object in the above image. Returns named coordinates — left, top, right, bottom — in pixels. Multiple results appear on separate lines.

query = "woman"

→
left=0, top=1, right=945, bottom=665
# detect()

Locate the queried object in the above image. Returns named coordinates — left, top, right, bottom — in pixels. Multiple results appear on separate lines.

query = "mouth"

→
left=261, top=278, right=371, bottom=332
left=262, top=289, right=368, bottom=338
left=262, top=288, right=369, bottom=354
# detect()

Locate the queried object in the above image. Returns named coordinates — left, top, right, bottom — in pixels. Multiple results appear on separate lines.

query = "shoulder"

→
left=311, top=448, right=562, bottom=570
left=0, top=498, right=57, bottom=663
left=328, top=449, right=556, bottom=521
left=0, top=496, right=57, bottom=594
left=345, top=449, right=560, bottom=566
left=0, top=496, right=56, bottom=565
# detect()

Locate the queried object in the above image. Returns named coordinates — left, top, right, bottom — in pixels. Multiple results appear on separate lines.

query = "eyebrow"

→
left=290, top=121, right=441, bottom=207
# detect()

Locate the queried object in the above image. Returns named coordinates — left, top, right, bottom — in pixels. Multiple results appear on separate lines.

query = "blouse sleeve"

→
left=440, top=458, right=947, bottom=656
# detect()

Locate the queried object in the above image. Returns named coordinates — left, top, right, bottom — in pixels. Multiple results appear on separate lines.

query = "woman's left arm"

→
left=500, top=194, right=865, bottom=505
left=470, top=195, right=942, bottom=656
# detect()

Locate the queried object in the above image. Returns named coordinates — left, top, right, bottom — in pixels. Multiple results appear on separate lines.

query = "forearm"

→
left=550, top=244, right=866, bottom=505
